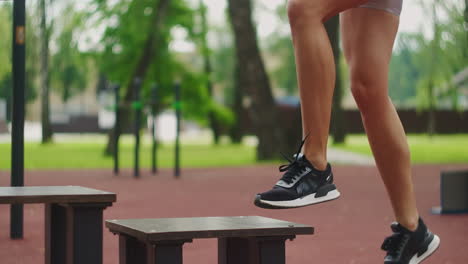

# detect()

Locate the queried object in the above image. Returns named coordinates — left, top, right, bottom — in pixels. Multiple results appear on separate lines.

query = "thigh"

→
left=340, top=8, right=400, bottom=76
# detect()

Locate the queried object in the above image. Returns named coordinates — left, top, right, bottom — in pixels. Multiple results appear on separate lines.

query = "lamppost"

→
left=11, top=0, right=26, bottom=239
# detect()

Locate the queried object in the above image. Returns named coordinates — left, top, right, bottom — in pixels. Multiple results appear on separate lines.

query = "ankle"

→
left=398, top=215, right=420, bottom=232
left=303, top=153, right=327, bottom=171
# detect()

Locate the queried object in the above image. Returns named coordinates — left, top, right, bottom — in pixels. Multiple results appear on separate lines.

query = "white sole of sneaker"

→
left=409, top=234, right=440, bottom=264
left=258, top=189, right=341, bottom=208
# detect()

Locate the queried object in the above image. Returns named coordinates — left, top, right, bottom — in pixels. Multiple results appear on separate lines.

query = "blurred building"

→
left=438, top=67, right=468, bottom=109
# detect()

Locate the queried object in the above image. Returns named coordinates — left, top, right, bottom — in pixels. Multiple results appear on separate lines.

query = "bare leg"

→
left=287, top=0, right=369, bottom=170
left=341, top=8, right=419, bottom=230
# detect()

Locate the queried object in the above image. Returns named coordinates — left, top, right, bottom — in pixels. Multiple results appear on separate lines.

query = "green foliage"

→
left=0, top=4, right=11, bottom=83
left=264, top=3, right=297, bottom=96
left=93, top=0, right=161, bottom=84
left=211, top=25, right=236, bottom=105
left=0, top=3, right=38, bottom=105
left=0, top=1, right=95, bottom=109
left=50, top=3, right=88, bottom=102
left=92, top=0, right=193, bottom=83
left=388, top=1, right=467, bottom=110
left=439, top=1, right=468, bottom=74
left=89, top=0, right=221, bottom=125
left=211, top=102, right=235, bottom=127
left=413, top=1, right=467, bottom=110
left=389, top=34, right=420, bottom=106
left=24, top=3, right=40, bottom=103
left=266, top=35, right=297, bottom=95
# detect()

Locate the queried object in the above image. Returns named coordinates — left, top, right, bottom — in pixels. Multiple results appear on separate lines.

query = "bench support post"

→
left=119, top=235, right=148, bottom=264
left=45, top=204, right=67, bottom=264
left=46, top=203, right=110, bottom=264
left=152, top=240, right=190, bottom=264
left=218, top=236, right=295, bottom=264
left=119, top=236, right=191, bottom=264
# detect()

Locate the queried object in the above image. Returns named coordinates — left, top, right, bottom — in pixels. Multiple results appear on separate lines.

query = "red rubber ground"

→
left=1, top=164, right=467, bottom=264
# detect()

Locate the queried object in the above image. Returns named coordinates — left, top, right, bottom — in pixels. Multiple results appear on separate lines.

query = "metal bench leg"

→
left=119, top=237, right=191, bottom=264
left=66, top=203, right=111, bottom=264
left=257, top=236, right=292, bottom=264
left=218, top=236, right=295, bottom=264
left=119, top=235, right=149, bottom=264
left=152, top=241, right=188, bottom=264
left=45, top=203, right=67, bottom=264
left=218, top=237, right=257, bottom=264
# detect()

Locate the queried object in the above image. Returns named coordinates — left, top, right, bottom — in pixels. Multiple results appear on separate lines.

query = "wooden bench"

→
left=106, top=216, right=313, bottom=264
left=0, top=186, right=116, bottom=264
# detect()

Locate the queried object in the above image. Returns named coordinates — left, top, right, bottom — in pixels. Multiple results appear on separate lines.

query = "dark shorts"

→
left=358, top=0, right=403, bottom=16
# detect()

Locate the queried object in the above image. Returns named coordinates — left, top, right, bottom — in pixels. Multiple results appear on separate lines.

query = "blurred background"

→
left=1, top=1, right=467, bottom=263
left=0, top=0, right=467, bottom=170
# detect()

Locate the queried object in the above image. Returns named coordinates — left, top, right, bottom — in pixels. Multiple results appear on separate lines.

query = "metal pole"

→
left=174, top=82, right=181, bottom=178
left=133, top=78, right=142, bottom=178
left=113, top=84, right=120, bottom=175
left=151, top=84, right=158, bottom=174
left=11, top=0, right=26, bottom=239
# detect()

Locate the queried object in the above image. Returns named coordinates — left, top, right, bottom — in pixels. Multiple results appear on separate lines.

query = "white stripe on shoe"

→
left=409, top=235, right=440, bottom=264
left=258, top=189, right=340, bottom=208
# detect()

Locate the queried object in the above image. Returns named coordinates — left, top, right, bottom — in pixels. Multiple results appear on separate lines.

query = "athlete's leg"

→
left=254, top=0, right=369, bottom=209
left=288, top=0, right=369, bottom=170
left=340, top=8, right=419, bottom=230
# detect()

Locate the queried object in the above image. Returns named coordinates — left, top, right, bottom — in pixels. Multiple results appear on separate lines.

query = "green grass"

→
left=0, top=140, right=257, bottom=170
left=334, top=134, right=468, bottom=164
left=0, top=134, right=466, bottom=170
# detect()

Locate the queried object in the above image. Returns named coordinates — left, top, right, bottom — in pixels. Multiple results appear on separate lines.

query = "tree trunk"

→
left=428, top=80, right=436, bottom=136
left=325, top=16, right=346, bottom=144
left=229, top=63, right=245, bottom=144
left=227, top=0, right=284, bottom=160
left=200, top=2, right=221, bottom=144
left=465, top=0, right=468, bottom=23
left=105, top=0, right=170, bottom=155
left=40, top=0, right=52, bottom=143
left=427, top=2, right=439, bottom=137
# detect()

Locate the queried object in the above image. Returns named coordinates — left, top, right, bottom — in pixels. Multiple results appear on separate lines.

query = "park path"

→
left=327, top=147, right=375, bottom=165
left=1, top=164, right=467, bottom=264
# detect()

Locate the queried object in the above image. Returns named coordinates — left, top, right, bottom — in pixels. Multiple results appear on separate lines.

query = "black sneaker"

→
left=254, top=138, right=340, bottom=209
left=381, top=218, right=440, bottom=264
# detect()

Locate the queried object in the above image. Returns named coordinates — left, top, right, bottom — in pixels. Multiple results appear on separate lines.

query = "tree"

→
left=465, top=0, right=468, bottom=23
left=0, top=4, right=12, bottom=121
left=89, top=0, right=216, bottom=154
left=0, top=4, right=11, bottom=84
left=100, top=0, right=171, bottom=154
left=265, top=4, right=297, bottom=96
left=388, top=34, right=420, bottom=106
left=227, top=0, right=284, bottom=160
left=39, top=0, right=53, bottom=143
left=50, top=4, right=87, bottom=103
left=197, top=1, right=221, bottom=144
left=412, top=0, right=467, bottom=134
left=325, top=16, right=346, bottom=144
left=209, top=23, right=243, bottom=143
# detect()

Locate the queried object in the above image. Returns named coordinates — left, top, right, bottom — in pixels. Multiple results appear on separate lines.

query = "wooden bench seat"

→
left=0, top=186, right=116, bottom=264
left=106, top=216, right=314, bottom=264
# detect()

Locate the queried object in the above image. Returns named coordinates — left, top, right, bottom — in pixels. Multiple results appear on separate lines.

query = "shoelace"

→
left=278, top=135, right=310, bottom=184
left=381, top=232, right=411, bottom=257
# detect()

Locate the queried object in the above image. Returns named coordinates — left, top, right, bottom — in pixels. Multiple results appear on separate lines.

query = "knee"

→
left=349, top=69, right=388, bottom=113
left=287, top=0, right=323, bottom=28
